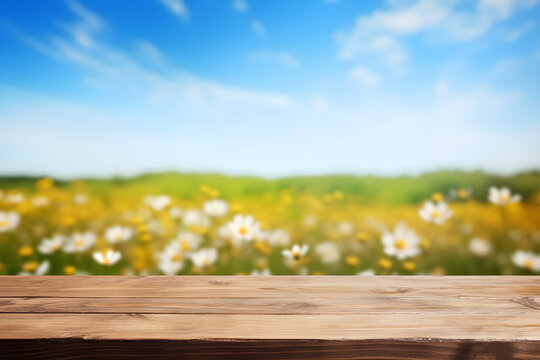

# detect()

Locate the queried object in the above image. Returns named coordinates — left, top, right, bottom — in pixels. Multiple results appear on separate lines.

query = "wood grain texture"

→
left=1, top=275, right=539, bottom=298
left=1, top=340, right=539, bottom=360
left=0, top=276, right=539, bottom=359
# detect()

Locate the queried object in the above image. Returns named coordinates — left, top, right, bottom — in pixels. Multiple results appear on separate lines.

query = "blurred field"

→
left=0, top=170, right=539, bottom=276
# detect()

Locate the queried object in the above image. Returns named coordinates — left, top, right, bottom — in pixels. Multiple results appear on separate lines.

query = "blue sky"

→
left=1, top=0, right=539, bottom=178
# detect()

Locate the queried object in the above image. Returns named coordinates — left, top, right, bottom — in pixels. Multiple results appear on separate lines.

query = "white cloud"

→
left=159, top=0, right=189, bottom=21
left=370, top=35, right=408, bottom=65
left=55, top=0, right=107, bottom=49
left=360, top=0, right=449, bottom=34
left=251, top=20, right=266, bottom=36
left=137, top=41, right=164, bottom=65
left=348, top=66, right=380, bottom=87
left=249, top=50, right=299, bottom=67
left=232, top=0, right=249, bottom=12
left=2, top=0, right=539, bottom=177
left=67, top=0, right=104, bottom=31
left=5, top=2, right=292, bottom=109
left=180, top=77, right=293, bottom=107
left=336, top=0, right=540, bottom=64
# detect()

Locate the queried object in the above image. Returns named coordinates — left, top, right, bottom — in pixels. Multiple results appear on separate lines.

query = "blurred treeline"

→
left=1, top=170, right=539, bottom=205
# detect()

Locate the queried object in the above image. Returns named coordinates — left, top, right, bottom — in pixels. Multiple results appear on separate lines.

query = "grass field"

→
left=0, top=170, right=539, bottom=275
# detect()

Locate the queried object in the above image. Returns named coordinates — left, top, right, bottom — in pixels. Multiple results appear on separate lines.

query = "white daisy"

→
left=105, top=225, right=133, bottom=244
left=73, top=194, right=89, bottom=205
left=176, top=231, right=202, bottom=253
left=5, top=193, right=25, bottom=204
left=419, top=201, right=453, bottom=225
left=157, top=242, right=185, bottom=275
left=169, top=206, right=183, bottom=219
left=218, top=223, right=233, bottom=239
left=251, top=268, right=272, bottom=276
left=357, top=269, right=375, bottom=276
left=63, top=231, right=96, bottom=253
left=144, top=195, right=171, bottom=211
left=381, top=224, right=421, bottom=260
left=337, top=221, right=354, bottom=236
left=512, top=251, right=540, bottom=272
left=19, top=260, right=50, bottom=276
left=203, top=199, right=229, bottom=217
left=228, top=214, right=260, bottom=241
left=182, top=209, right=211, bottom=228
left=93, top=249, right=122, bottom=266
left=282, top=244, right=309, bottom=262
left=469, top=238, right=492, bottom=257
left=32, top=196, right=50, bottom=208
left=0, top=211, right=20, bottom=233
left=215, top=224, right=240, bottom=247
left=190, top=248, right=218, bottom=268
left=488, top=187, right=521, bottom=205
left=38, top=235, right=65, bottom=254
left=158, top=258, right=184, bottom=275
left=315, top=241, right=340, bottom=264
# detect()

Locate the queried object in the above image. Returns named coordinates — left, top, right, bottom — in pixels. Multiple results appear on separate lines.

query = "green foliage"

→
left=1, top=170, right=539, bottom=205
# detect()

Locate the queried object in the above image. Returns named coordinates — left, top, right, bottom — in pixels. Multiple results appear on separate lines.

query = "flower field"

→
left=0, top=172, right=539, bottom=276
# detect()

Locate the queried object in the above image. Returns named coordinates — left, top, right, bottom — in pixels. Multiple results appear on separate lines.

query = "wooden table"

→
left=0, top=276, right=539, bottom=359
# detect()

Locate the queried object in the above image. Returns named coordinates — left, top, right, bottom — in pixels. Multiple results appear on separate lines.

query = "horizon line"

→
left=1, top=167, right=540, bottom=182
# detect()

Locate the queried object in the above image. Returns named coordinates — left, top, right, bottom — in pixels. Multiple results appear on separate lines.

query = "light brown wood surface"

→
left=0, top=276, right=539, bottom=359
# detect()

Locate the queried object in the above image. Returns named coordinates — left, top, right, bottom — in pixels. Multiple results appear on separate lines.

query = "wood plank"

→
left=1, top=339, right=539, bottom=360
left=0, top=313, right=539, bottom=340
left=1, top=276, right=538, bottom=298
left=1, top=296, right=539, bottom=314
left=0, top=276, right=539, bottom=359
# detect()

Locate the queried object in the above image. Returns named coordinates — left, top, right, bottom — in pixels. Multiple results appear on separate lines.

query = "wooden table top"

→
left=0, top=276, right=539, bottom=359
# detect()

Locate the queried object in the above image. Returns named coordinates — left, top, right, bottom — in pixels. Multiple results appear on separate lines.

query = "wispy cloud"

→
left=137, top=41, right=164, bottom=65
left=248, top=50, right=298, bottom=67
left=232, top=0, right=249, bottom=12
left=348, top=66, right=380, bottom=87
left=1, top=0, right=539, bottom=177
left=5, top=1, right=292, bottom=109
left=67, top=0, right=105, bottom=31
left=54, top=0, right=107, bottom=49
left=159, top=0, right=189, bottom=21
left=336, top=0, right=540, bottom=64
left=251, top=20, right=266, bottom=37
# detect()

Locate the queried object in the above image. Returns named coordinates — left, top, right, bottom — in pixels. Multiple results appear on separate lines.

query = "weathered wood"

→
left=1, top=312, right=539, bottom=339
left=1, top=339, right=539, bottom=360
left=1, top=296, right=538, bottom=314
left=1, top=276, right=538, bottom=298
left=0, top=276, right=538, bottom=359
